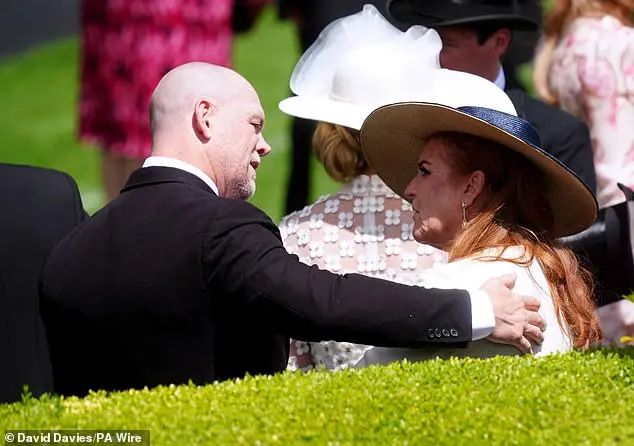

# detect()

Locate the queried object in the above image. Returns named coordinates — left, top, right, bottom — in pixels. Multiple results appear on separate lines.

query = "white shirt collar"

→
left=494, top=67, right=506, bottom=90
left=142, top=156, right=219, bottom=195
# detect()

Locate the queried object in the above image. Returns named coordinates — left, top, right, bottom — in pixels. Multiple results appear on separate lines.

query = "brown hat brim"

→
left=360, top=102, right=597, bottom=239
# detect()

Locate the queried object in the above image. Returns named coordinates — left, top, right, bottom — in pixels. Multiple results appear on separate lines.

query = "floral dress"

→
left=278, top=175, right=447, bottom=371
left=79, top=0, right=234, bottom=159
left=548, top=15, right=634, bottom=209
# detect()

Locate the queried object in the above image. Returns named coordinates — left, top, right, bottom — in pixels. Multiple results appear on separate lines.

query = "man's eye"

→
left=419, top=167, right=430, bottom=176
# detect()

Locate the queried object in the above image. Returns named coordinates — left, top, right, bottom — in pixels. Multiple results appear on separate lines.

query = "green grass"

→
left=0, top=7, right=339, bottom=222
left=2, top=349, right=633, bottom=444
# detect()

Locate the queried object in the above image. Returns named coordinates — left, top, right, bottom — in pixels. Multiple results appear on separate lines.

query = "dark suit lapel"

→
left=122, top=167, right=218, bottom=196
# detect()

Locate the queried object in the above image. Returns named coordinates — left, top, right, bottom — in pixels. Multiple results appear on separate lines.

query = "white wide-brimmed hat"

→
left=360, top=102, right=598, bottom=238
left=278, top=4, right=518, bottom=130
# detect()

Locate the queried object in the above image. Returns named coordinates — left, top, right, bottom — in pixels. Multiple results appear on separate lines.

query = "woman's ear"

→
left=193, top=98, right=216, bottom=142
left=463, top=170, right=486, bottom=206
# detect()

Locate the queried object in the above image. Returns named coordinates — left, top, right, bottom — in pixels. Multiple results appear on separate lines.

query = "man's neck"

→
left=143, top=155, right=220, bottom=195
left=492, top=66, right=505, bottom=90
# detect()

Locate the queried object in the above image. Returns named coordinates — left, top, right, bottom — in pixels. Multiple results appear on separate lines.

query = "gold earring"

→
left=461, top=201, right=468, bottom=228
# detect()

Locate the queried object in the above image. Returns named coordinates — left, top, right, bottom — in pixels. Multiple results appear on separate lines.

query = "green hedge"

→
left=2, top=349, right=633, bottom=445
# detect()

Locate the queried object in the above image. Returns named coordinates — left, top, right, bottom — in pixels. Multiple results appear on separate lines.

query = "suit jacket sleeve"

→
left=549, top=119, right=597, bottom=194
left=203, top=200, right=472, bottom=347
left=60, top=171, right=89, bottom=224
left=506, top=90, right=597, bottom=194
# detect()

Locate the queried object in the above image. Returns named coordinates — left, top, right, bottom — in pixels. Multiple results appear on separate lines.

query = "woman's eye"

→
left=419, top=167, right=430, bottom=176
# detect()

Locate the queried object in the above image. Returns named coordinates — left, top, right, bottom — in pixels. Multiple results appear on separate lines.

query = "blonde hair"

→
left=534, top=0, right=634, bottom=105
left=312, top=122, right=369, bottom=183
left=433, top=132, right=602, bottom=349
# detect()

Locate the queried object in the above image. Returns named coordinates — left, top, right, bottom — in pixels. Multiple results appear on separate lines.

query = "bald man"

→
left=39, top=62, right=544, bottom=397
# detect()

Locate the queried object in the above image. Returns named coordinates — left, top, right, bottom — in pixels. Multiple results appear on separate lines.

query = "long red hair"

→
left=434, top=132, right=602, bottom=349
left=534, top=0, right=634, bottom=105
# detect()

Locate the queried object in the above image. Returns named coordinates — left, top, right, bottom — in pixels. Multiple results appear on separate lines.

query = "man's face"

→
left=436, top=26, right=506, bottom=82
left=213, top=87, right=271, bottom=201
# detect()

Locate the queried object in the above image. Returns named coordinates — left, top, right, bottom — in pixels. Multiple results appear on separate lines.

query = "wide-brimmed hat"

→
left=360, top=103, right=598, bottom=238
left=279, top=4, right=517, bottom=130
left=387, top=0, right=539, bottom=31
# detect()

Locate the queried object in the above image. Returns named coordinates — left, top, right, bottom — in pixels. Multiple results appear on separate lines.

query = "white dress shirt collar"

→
left=494, top=66, right=506, bottom=90
left=142, top=156, right=219, bottom=195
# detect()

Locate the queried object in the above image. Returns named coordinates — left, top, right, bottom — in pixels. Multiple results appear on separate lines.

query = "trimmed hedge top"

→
left=2, top=349, right=634, bottom=445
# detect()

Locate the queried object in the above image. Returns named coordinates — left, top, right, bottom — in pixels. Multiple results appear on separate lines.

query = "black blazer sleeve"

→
left=507, top=90, right=597, bottom=194
left=203, top=200, right=472, bottom=347
left=61, top=169, right=90, bottom=224
left=545, top=118, right=597, bottom=194
left=0, top=164, right=87, bottom=403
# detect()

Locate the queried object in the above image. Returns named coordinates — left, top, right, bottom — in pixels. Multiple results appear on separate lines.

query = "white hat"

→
left=278, top=4, right=518, bottom=130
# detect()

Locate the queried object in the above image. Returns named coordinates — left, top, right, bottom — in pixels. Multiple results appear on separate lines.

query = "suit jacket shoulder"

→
left=0, top=163, right=86, bottom=403
left=0, top=163, right=87, bottom=223
left=506, top=90, right=597, bottom=193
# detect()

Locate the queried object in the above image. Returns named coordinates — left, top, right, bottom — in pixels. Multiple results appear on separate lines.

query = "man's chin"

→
left=241, top=184, right=256, bottom=201
left=248, top=181, right=256, bottom=199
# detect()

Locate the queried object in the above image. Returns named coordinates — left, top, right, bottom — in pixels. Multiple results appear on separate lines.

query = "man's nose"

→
left=257, top=135, right=271, bottom=157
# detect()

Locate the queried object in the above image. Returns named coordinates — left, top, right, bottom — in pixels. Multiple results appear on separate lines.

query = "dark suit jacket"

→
left=0, top=163, right=87, bottom=403
left=506, top=89, right=597, bottom=194
left=39, top=167, right=472, bottom=397
left=502, top=1, right=543, bottom=92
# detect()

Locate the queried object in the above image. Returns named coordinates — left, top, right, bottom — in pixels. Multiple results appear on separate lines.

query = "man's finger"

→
left=498, top=273, right=517, bottom=289
left=527, top=310, right=547, bottom=331
left=523, top=324, right=544, bottom=345
left=521, top=294, right=541, bottom=311
left=515, top=336, right=534, bottom=355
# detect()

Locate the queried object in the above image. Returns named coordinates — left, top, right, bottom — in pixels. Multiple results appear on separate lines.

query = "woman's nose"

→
left=404, top=178, right=416, bottom=200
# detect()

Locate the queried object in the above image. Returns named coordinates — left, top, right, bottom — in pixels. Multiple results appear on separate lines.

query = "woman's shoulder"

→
left=448, top=246, right=531, bottom=271
left=279, top=196, right=330, bottom=226
left=422, top=246, right=542, bottom=289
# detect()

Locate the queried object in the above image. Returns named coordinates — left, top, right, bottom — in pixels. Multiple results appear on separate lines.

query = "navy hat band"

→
left=457, top=106, right=542, bottom=149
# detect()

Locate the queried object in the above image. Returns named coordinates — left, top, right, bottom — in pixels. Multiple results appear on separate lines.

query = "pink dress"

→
left=79, top=0, right=234, bottom=160
left=548, top=15, right=634, bottom=209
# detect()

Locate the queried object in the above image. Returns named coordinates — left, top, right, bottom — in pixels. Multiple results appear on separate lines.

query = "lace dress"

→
left=279, top=174, right=447, bottom=372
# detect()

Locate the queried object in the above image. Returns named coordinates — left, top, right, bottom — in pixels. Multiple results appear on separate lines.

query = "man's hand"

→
left=480, top=274, right=546, bottom=354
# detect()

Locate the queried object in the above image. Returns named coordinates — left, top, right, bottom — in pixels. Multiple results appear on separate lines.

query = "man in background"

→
left=0, top=163, right=87, bottom=403
left=386, top=0, right=597, bottom=200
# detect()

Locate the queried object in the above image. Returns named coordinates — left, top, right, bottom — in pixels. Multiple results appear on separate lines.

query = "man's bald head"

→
left=145, top=61, right=271, bottom=200
left=149, top=62, right=255, bottom=138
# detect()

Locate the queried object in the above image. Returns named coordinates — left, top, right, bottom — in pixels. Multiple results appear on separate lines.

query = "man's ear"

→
left=463, top=170, right=486, bottom=206
left=491, top=28, right=512, bottom=59
left=193, top=98, right=216, bottom=142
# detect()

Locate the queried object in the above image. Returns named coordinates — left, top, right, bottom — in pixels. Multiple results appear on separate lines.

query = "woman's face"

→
left=404, top=138, right=474, bottom=249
